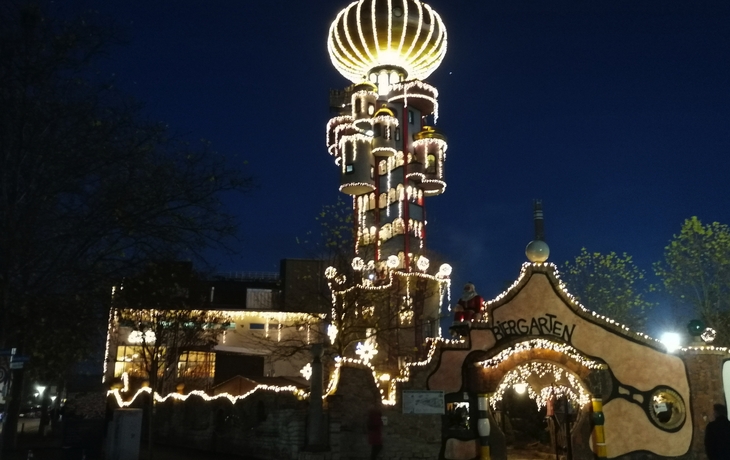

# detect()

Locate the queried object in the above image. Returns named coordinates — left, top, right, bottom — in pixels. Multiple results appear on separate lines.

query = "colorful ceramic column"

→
left=592, top=397, right=607, bottom=458
left=477, top=394, right=491, bottom=460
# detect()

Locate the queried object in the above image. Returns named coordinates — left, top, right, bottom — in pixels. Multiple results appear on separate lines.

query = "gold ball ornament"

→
left=525, top=240, right=550, bottom=263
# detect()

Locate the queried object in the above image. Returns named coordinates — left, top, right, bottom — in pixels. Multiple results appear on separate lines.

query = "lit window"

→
left=408, top=110, right=414, bottom=124
left=177, top=351, right=215, bottom=379
left=114, top=345, right=149, bottom=378
left=346, top=164, right=355, bottom=174
left=368, top=104, right=375, bottom=116
left=426, top=154, right=437, bottom=174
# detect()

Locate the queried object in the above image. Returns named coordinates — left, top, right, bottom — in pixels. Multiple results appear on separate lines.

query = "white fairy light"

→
left=702, top=327, right=717, bottom=343
left=327, top=0, right=447, bottom=83
left=352, top=257, right=365, bottom=271
left=489, top=361, right=591, bottom=410
left=477, top=338, right=606, bottom=370
left=301, top=363, right=312, bottom=381
left=127, top=330, right=156, bottom=344
left=355, top=340, right=378, bottom=364
left=438, top=263, right=452, bottom=278
left=109, top=384, right=306, bottom=409
left=328, top=324, right=338, bottom=344
left=386, top=255, right=399, bottom=269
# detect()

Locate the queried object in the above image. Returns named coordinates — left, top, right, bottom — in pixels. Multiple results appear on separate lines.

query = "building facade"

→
left=103, top=260, right=326, bottom=396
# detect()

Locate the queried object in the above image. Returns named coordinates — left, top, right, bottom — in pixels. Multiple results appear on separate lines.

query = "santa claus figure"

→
left=453, top=283, right=484, bottom=323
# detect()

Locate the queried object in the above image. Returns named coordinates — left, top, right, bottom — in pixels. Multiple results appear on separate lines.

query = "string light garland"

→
left=489, top=361, right=592, bottom=410
left=478, top=339, right=606, bottom=370
left=109, top=384, right=306, bottom=408
left=102, top=305, right=117, bottom=383
left=485, top=263, right=665, bottom=346
left=327, top=0, right=448, bottom=83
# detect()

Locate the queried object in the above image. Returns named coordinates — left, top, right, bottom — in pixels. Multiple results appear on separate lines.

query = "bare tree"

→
left=0, top=2, right=252, bottom=447
left=248, top=198, right=444, bottom=378
left=112, top=261, right=230, bottom=458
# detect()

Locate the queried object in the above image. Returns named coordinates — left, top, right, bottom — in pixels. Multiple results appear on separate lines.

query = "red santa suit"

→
left=454, top=283, right=483, bottom=322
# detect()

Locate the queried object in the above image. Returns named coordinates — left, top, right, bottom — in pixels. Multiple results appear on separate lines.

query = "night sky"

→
left=67, top=0, right=729, bottom=334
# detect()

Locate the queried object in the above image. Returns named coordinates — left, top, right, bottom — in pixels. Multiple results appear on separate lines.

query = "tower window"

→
left=395, top=128, right=401, bottom=141
left=346, top=164, right=354, bottom=174
left=370, top=166, right=374, bottom=179
left=368, top=104, right=375, bottom=115
left=408, top=110, right=414, bottom=124
left=426, top=154, right=437, bottom=174
left=355, top=99, right=362, bottom=113
left=373, top=124, right=382, bottom=137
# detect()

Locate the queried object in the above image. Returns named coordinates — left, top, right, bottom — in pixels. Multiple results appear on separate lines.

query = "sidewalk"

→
left=4, top=433, right=255, bottom=460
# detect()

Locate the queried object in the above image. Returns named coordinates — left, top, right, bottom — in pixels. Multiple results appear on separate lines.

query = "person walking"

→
left=705, top=403, right=730, bottom=460
left=367, top=405, right=383, bottom=460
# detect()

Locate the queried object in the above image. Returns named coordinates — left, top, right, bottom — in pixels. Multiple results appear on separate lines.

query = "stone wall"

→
left=682, top=350, right=727, bottom=460
left=154, top=391, right=307, bottom=459
left=327, top=365, right=442, bottom=460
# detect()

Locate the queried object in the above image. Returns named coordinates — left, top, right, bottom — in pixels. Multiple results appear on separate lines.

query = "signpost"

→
left=0, top=348, right=28, bottom=459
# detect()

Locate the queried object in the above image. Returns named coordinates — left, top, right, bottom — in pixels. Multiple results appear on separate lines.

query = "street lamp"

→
left=660, top=332, right=682, bottom=353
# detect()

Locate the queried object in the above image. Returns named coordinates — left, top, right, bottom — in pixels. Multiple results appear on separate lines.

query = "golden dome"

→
left=328, top=0, right=447, bottom=83
left=374, top=105, right=395, bottom=117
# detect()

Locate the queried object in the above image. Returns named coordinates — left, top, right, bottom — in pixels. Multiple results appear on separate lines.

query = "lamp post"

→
left=305, top=343, right=326, bottom=451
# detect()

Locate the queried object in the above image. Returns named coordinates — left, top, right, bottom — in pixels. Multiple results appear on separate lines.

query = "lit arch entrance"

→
left=429, top=264, right=692, bottom=459
left=472, top=339, right=605, bottom=460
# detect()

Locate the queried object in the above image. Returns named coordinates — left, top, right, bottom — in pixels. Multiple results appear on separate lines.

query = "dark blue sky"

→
left=70, top=0, right=729, bottom=332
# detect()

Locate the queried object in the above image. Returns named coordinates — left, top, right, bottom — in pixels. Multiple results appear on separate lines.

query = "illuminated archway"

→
left=489, top=360, right=592, bottom=410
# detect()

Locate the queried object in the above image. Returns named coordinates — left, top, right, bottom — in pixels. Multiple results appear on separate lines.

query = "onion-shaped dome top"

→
left=353, top=81, right=379, bottom=93
left=413, top=125, right=446, bottom=141
left=374, top=105, right=395, bottom=117
left=328, top=0, right=447, bottom=83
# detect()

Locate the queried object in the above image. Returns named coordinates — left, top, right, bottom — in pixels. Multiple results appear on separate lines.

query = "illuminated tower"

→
left=324, top=1, right=452, bottom=367
left=326, top=0, right=448, bottom=271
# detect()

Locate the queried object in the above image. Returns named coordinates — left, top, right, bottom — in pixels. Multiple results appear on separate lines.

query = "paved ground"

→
left=3, top=431, right=253, bottom=460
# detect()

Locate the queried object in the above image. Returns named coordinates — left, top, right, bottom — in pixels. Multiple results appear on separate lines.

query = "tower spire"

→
left=525, top=200, right=550, bottom=263
left=533, top=199, right=545, bottom=241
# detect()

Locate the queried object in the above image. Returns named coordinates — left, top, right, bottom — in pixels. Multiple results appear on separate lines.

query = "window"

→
left=395, top=128, right=401, bottom=141
left=648, top=387, right=686, bottom=431
left=250, top=323, right=265, bottom=330
left=114, top=345, right=148, bottom=378
left=408, top=110, right=414, bottom=124
left=370, top=166, right=374, bottom=179
left=368, top=104, right=375, bottom=115
left=355, top=99, right=362, bottom=113
left=246, top=288, right=273, bottom=310
left=346, top=164, right=354, bottom=174
left=177, top=351, right=215, bottom=379
left=426, top=154, right=437, bottom=174
left=373, top=123, right=382, bottom=138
